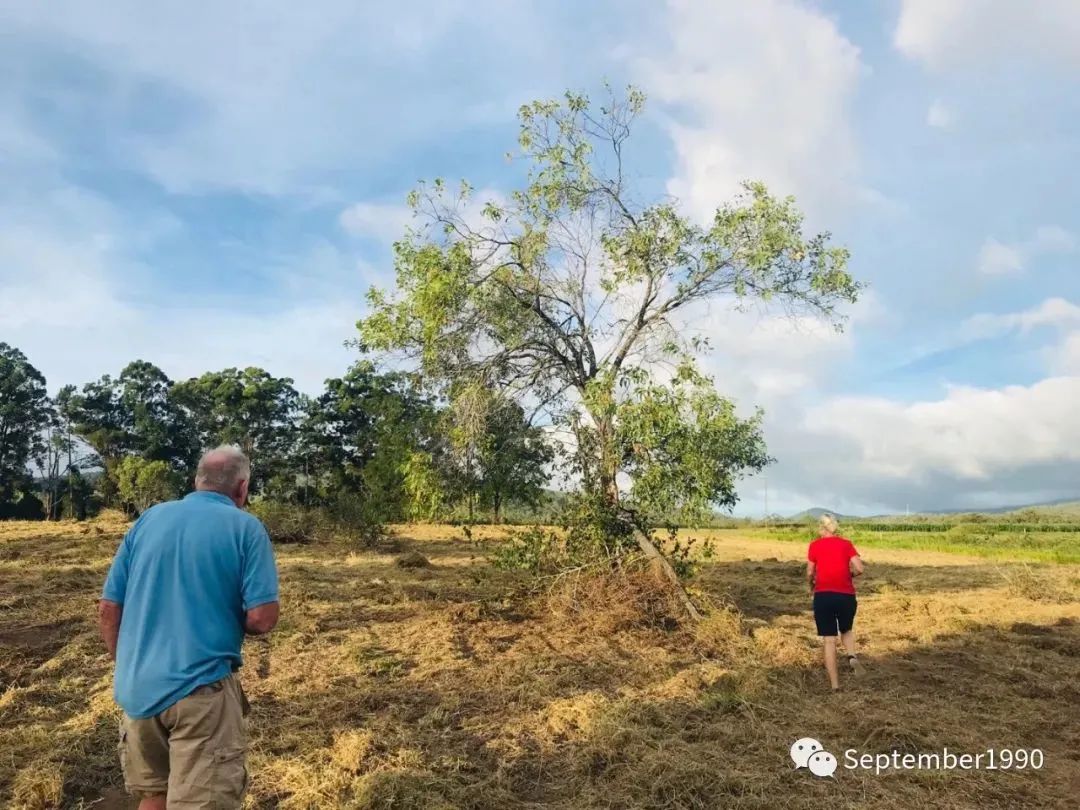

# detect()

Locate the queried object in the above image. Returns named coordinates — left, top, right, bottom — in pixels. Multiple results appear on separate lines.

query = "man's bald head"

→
left=195, top=446, right=251, bottom=505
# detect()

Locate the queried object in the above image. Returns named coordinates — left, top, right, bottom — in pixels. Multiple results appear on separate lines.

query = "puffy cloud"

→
left=895, top=0, right=1080, bottom=71
left=962, top=297, right=1080, bottom=340
left=0, top=1, right=560, bottom=195
left=640, top=0, right=865, bottom=224
left=976, top=238, right=1025, bottom=276
left=795, top=376, right=1080, bottom=509
left=975, top=226, right=1075, bottom=276
left=0, top=183, right=363, bottom=394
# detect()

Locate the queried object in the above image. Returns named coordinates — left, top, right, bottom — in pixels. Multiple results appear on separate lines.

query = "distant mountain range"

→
left=788, top=498, right=1080, bottom=520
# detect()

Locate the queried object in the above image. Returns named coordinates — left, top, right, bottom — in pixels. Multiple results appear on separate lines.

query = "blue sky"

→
left=3, top=0, right=1079, bottom=515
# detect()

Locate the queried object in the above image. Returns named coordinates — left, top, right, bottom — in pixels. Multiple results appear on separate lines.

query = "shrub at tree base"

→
left=248, top=500, right=387, bottom=547
left=544, top=566, right=690, bottom=635
left=395, top=551, right=431, bottom=569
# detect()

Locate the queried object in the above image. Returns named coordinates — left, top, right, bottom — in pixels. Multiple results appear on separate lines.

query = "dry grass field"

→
left=1, top=516, right=1079, bottom=809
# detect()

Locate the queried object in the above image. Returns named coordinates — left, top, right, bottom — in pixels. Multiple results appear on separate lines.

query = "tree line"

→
left=0, top=343, right=551, bottom=523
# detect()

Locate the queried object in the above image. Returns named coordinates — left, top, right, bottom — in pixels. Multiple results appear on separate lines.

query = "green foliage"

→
left=61, top=361, right=199, bottom=505
left=0, top=491, right=46, bottom=521
left=0, top=343, right=51, bottom=502
left=301, top=362, right=435, bottom=518
left=359, top=86, right=860, bottom=548
left=171, top=367, right=301, bottom=494
left=661, top=528, right=716, bottom=579
left=617, top=372, right=770, bottom=524
left=444, top=384, right=553, bottom=522
left=492, top=493, right=638, bottom=573
left=491, top=525, right=561, bottom=573
left=401, top=450, right=444, bottom=521
left=248, top=499, right=387, bottom=547
left=115, top=457, right=180, bottom=514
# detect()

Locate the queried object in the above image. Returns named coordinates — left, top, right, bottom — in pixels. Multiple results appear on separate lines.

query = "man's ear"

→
left=235, top=479, right=250, bottom=508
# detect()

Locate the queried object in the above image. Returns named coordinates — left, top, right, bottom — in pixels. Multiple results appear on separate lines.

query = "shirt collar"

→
left=184, top=490, right=236, bottom=507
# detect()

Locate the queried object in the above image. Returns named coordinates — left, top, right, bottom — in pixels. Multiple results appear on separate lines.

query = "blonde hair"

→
left=818, top=513, right=839, bottom=536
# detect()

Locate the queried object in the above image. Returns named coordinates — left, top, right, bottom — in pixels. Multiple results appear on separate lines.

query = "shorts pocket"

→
left=212, top=746, right=248, bottom=809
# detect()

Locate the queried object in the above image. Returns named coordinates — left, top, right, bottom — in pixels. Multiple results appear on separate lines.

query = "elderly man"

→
left=99, top=446, right=279, bottom=809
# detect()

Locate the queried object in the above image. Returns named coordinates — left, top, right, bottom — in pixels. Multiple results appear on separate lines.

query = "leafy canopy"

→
left=359, top=87, right=860, bottom=522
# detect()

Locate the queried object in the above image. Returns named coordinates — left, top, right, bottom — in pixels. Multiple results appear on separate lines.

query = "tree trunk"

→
left=630, top=524, right=702, bottom=621
left=592, top=413, right=701, bottom=622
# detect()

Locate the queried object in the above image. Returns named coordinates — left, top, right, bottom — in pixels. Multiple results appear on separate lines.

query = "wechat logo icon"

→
left=791, top=737, right=838, bottom=778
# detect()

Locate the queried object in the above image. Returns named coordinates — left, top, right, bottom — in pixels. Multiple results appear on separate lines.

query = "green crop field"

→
left=734, top=524, right=1080, bottom=564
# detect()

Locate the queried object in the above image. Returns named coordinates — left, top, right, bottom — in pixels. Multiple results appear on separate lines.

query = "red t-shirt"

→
left=808, top=535, right=859, bottom=594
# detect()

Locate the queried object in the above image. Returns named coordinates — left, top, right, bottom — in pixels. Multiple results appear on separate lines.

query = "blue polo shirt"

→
left=102, top=491, right=279, bottom=719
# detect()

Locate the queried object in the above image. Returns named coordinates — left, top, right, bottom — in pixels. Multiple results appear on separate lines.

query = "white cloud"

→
left=750, top=298, right=1080, bottom=513
left=976, top=238, right=1024, bottom=276
left=339, top=201, right=415, bottom=241
left=962, top=297, right=1080, bottom=340
left=640, top=0, right=865, bottom=225
left=0, top=1, right=566, bottom=195
left=0, top=182, right=364, bottom=394
left=798, top=377, right=1080, bottom=505
left=926, top=99, right=954, bottom=129
left=1057, top=333, right=1080, bottom=375
left=976, top=225, right=1075, bottom=276
left=895, top=0, right=1080, bottom=71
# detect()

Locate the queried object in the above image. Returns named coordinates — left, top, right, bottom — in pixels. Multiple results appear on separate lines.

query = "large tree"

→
left=0, top=343, right=51, bottom=503
left=171, top=367, right=301, bottom=494
left=359, top=89, right=860, bottom=532
left=445, top=384, right=553, bottom=522
left=62, top=361, right=198, bottom=505
left=301, top=362, right=436, bottom=516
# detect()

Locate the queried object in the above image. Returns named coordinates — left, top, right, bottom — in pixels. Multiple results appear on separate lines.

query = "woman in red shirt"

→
left=806, top=514, right=864, bottom=690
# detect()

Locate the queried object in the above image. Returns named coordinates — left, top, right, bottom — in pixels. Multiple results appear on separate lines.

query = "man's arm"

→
left=241, top=521, right=280, bottom=635
left=99, top=599, right=123, bottom=659
left=245, top=601, right=279, bottom=635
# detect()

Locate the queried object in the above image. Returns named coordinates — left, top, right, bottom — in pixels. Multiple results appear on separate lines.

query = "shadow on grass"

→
left=4, top=524, right=1078, bottom=809
left=694, top=558, right=1029, bottom=624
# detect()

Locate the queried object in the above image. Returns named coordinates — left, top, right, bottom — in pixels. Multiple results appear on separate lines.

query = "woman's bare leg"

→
left=841, top=630, right=859, bottom=674
left=823, top=636, right=840, bottom=690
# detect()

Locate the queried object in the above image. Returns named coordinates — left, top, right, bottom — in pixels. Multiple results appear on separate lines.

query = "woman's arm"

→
left=806, top=561, right=816, bottom=594
left=849, top=555, right=864, bottom=577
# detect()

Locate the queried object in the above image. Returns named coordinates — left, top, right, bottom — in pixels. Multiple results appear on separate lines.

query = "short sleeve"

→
left=102, top=529, right=134, bottom=604
left=847, top=540, right=859, bottom=559
left=241, top=521, right=279, bottom=611
left=807, top=541, right=817, bottom=563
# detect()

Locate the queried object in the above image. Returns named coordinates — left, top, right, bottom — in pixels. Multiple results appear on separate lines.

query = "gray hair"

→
left=195, top=445, right=251, bottom=494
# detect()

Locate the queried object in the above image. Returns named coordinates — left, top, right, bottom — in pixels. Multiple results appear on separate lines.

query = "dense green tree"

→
left=60, top=374, right=127, bottom=504
left=301, top=362, right=438, bottom=518
left=171, top=368, right=301, bottom=494
left=359, top=88, right=859, bottom=537
left=0, top=343, right=51, bottom=503
left=62, top=361, right=197, bottom=505
left=116, top=456, right=180, bottom=514
left=119, top=361, right=200, bottom=473
left=445, top=385, right=552, bottom=521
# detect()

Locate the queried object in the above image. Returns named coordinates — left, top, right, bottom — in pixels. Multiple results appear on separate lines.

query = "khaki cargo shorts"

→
left=118, top=674, right=249, bottom=808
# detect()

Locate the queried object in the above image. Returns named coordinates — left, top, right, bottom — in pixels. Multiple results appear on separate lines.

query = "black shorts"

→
left=813, top=591, right=857, bottom=636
